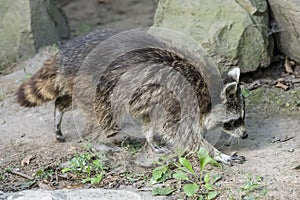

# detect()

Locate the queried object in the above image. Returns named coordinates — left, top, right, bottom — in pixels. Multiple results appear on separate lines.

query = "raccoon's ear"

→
left=228, top=68, right=240, bottom=83
left=222, top=82, right=238, bottom=99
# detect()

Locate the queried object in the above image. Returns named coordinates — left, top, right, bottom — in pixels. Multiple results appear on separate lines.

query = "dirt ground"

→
left=0, top=0, right=299, bottom=199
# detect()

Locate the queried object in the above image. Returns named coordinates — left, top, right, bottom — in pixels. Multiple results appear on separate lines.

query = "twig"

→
left=275, top=82, right=289, bottom=91
left=8, top=170, right=35, bottom=181
left=271, top=136, right=295, bottom=143
left=279, top=136, right=295, bottom=142
left=284, top=56, right=294, bottom=74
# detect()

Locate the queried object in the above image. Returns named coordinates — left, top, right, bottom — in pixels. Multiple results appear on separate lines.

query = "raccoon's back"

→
left=92, top=47, right=212, bottom=131
left=58, top=28, right=119, bottom=78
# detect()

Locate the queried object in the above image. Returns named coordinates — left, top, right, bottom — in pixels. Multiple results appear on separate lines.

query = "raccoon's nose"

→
left=241, top=131, right=248, bottom=139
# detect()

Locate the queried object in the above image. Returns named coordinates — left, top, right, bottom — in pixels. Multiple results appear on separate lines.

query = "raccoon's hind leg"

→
left=144, top=127, right=170, bottom=154
left=54, top=95, right=72, bottom=142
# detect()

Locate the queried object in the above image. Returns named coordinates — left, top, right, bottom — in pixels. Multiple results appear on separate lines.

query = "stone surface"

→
left=152, top=0, right=274, bottom=73
left=268, top=0, right=300, bottom=63
left=0, top=0, right=70, bottom=70
left=0, top=188, right=165, bottom=200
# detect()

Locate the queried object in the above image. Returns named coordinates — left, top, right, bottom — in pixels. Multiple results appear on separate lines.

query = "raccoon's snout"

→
left=240, top=130, right=248, bottom=139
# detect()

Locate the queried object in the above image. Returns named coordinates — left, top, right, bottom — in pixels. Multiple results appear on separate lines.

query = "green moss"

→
left=247, top=87, right=264, bottom=104
left=246, top=86, right=300, bottom=117
left=74, top=23, right=94, bottom=36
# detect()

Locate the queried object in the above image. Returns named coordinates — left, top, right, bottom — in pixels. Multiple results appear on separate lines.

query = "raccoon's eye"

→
left=228, top=93, right=235, bottom=99
left=223, top=118, right=243, bottom=130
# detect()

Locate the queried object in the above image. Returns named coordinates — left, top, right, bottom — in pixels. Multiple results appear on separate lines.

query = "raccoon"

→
left=16, top=28, right=247, bottom=164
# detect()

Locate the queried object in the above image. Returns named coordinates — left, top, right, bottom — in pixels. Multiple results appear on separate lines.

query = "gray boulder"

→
left=0, top=0, right=70, bottom=71
left=268, top=0, right=300, bottom=63
left=152, top=0, right=274, bottom=73
left=2, top=188, right=165, bottom=200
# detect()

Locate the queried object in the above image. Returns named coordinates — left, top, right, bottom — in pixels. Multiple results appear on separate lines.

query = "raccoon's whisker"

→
left=224, top=135, right=233, bottom=146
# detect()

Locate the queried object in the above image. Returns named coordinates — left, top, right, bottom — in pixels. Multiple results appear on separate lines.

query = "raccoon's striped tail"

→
left=16, top=55, right=59, bottom=107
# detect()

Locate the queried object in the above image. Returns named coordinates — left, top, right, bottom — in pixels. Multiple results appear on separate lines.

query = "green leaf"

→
left=24, top=73, right=32, bottom=80
left=242, top=183, right=262, bottom=192
left=183, top=183, right=199, bottom=197
left=179, top=157, right=195, bottom=175
left=86, top=165, right=91, bottom=177
left=173, top=172, right=189, bottom=180
left=81, top=177, right=91, bottom=183
left=90, top=174, right=103, bottom=184
left=204, top=173, right=210, bottom=183
left=211, top=174, right=222, bottom=184
left=152, top=165, right=168, bottom=180
left=207, top=191, right=218, bottom=200
left=204, top=183, right=213, bottom=191
left=241, top=88, right=250, bottom=98
left=296, top=100, right=300, bottom=107
left=152, top=187, right=175, bottom=196
left=35, top=169, right=44, bottom=176
left=198, top=195, right=205, bottom=200
left=197, top=148, right=209, bottom=170
left=197, top=148, right=220, bottom=170
left=61, top=168, right=71, bottom=173
left=197, top=147, right=209, bottom=160
left=150, top=165, right=169, bottom=184
left=93, top=159, right=102, bottom=168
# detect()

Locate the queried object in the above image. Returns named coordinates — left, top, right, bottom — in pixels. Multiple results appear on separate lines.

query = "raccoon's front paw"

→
left=229, top=152, right=245, bottom=164
left=214, top=152, right=245, bottom=165
left=55, top=131, right=65, bottom=142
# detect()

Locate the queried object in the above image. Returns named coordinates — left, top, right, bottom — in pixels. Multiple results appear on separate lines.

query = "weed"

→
left=121, top=138, right=144, bottom=154
left=125, top=172, right=148, bottom=183
left=0, top=171, right=4, bottom=181
left=240, top=174, right=268, bottom=199
left=150, top=156, right=176, bottom=196
left=150, top=147, right=221, bottom=199
left=22, top=67, right=32, bottom=81
left=241, top=87, right=250, bottom=98
left=61, top=152, right=107, bottom=184
left=75, top=23, right=93, bottom=36
left=50, top=44, right=59, bottom=54
left=35, top=167, right=54, bottom=179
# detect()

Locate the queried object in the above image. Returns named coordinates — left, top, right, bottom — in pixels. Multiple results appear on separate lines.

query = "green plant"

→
left=150, top=156, right=175, bottom=196
left=61, top=152, right=107, bottom=184
left=35, top=167, right=54, bottom=179
left=121, top=138, right=144, bottom=154
left=125, top=172, right=148, bottom=183
left=241, top=88, right=251, bottom=98
left=240, top=174, right=268, bottom=199
left=75, top=23, right=93, bottom=36
left=173, top=148, right=221, bottom=199
left=150, top=148, right=221, bottom=199
left=0, top=171, right=4, bottom=181
left=50, top=43, right=59, bottom=54
left=22, top=67, right=32, bottom=81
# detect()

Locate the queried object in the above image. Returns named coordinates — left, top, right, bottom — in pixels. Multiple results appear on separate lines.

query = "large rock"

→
left=268, top=0, right=300, bottom=63
left=0, top=0, right=70, bottom=70
left=152, top=0, right=273, bottom=73
left=2, top=188, right=165, bottom=200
